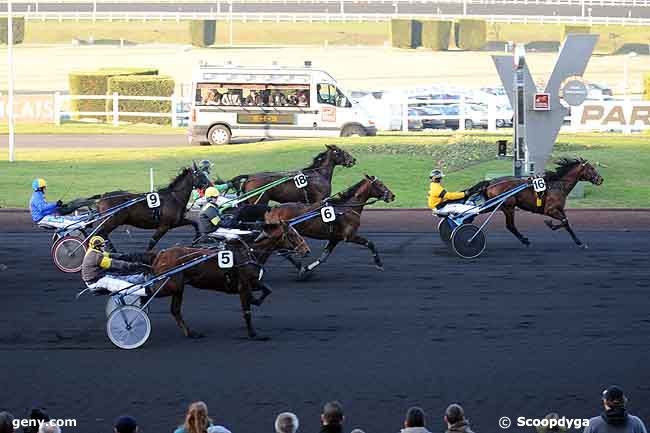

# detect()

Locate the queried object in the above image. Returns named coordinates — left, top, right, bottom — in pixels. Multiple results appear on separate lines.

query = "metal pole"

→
left=150, top=168, right=154, bottom=191
left=7, top=0, right=15, bottom=162
left=623, top=55, right=628, bottom=100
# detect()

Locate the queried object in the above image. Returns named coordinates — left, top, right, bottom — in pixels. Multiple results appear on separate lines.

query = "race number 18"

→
left=321, top=206, right=336, bottom=223
left=532, top=177, right=547, bottom=193
left=217, top=250, right=234, bottom=269
left=294, top=172, right=308, bottom=189
left=146, top=192, right=161, bottom=208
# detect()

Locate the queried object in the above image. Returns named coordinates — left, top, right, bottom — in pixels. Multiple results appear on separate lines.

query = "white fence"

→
left=54, top=92, right=186, bottom=126
left=10, top=0, right=650, bottom=5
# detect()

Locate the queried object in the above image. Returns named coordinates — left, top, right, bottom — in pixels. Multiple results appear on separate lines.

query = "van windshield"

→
left=317, top=83, right=351, bottom=108
left=195, top=83, right=310, bottom=107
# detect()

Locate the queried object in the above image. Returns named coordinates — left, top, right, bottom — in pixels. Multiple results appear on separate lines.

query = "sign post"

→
left=513, top=43, right=526, bottom=177
left=7, top=0, right=16, bottom=162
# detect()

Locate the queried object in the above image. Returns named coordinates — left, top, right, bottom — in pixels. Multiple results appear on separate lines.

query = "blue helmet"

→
left=32, top=178, right=47, bottom=191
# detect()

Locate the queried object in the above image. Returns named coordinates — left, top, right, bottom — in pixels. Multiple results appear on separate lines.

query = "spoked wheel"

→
left=106, top=305, right=151, bottom=350
left=437, top=218, right=454, bottom=244
left=52, top=236, right=86, bottom=273
left=105, top=295, right=149, bottom=318
left=451, top=224, right=486, bottom=259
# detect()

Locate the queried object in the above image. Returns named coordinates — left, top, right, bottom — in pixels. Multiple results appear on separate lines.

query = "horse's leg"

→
left=545, top=208, right=586, bottom=248
left=299, top=239, right=340, bottom=278
left=238, top=280, right=266, bottom=340
left=170, top=287, right=203, bottom=339
left=148, top=226, right=170, bottom=250
left=281, top=253, right=303, bottom=271
left=502, top=206, right=530, bottom=246
left=251, top=281, right=272, bottom=306
left=348, top=235, right=384, bottom=270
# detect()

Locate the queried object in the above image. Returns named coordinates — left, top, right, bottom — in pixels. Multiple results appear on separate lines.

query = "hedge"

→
left=563, top=25, right=591, bottom=40
left=68, top=68, right=158, bottom=119
left=0, top=17, right=25, bottom=44
left=106, top=75, right=175, bottom=125
left=454, top=19, right=487, bottom=50
left=189, top=20, right=216, bottom=47
left=391, top=19, right=420, bottom=49
left=421, top=20, right=452, bottom=51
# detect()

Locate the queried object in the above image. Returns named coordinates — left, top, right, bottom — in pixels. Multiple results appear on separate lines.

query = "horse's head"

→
left=578, top=159, right=604, bottom=185
left=364, top=174, right=396, bottom=203
left=191, top=161, right=212, bottom=189
left=326, top=144, right=356, bottom=168
left=254, top=221, right=310, bottom=258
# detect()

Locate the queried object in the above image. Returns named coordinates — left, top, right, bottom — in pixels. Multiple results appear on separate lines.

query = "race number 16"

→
left=532, top=177, right=547, bottom=193
left=320, top=206, right=336, bottom=223
left=146, top=192, right=161, bottom=208
left=294, top=172, right=308, bottom=189
left=217, top=250, right=234, bottom=269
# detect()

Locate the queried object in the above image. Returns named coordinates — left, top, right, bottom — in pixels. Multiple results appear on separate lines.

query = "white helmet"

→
left=430, top=169, right=445, bottom=179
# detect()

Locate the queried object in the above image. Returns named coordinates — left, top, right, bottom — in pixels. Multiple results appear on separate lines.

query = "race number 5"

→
left=294, top=172, right=308, bottom=189
left=217, top=250, right=234, bottom=269
left=146, top=192, right=161, bottom=208
left=320, top=206, right=336, bottom=223
left=532, top=177, right=547, bottom=193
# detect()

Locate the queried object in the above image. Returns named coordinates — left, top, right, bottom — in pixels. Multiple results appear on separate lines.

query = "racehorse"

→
left=266, top=175, right=396, bottom=278
left=150, top=221, right=310, bottom=340
left=94, top=164, right=210, bottom=250
left=472, top=157, right=604, bottom=248
left=229, top=144, right=356, bottom=205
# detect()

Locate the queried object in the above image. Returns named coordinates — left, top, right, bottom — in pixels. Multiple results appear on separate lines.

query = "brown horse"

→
left=266, top=175, right=396, bottom=278
left=475, top=158, right=603, bottom=248
left=150, top=222, right=310, bottom=340
left=95, top=165, right=210, bottom=250
left=229, top=144, right=356, bottom=205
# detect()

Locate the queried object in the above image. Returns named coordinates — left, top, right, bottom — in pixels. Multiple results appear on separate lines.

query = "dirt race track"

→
left=1, top=209, right=649, bottom=433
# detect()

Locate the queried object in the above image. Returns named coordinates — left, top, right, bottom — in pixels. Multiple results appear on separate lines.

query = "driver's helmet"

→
left=204, top=187, right=220, bottom=199
left=199, top=160, right=212, bottom=173
left=32, top=178, right=47, bottom=191
left=88, top=235, right=106, bottom=250
left=430, top=169, right=445, bottom=180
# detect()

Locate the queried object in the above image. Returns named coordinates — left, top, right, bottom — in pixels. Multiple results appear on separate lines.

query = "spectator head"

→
left=38, top=422, right=61, bottom=433
left=114, top=416, right=138, bottom=433
left=321, top=401, right=344, bottom=426
left=0, top=412, right=14, bottom=433
left=535, top=413, right=568, bottom=433
left=444, top=404, right=465, bottom=427
left=404, top=407, right=426, bottom=428
left=275, top=412, right=299, bottom=433
left=24, top=408, right=50, bottom=433
left=602, top=386, right=627, bottom=410
left=184, top=401, right=212, bottom=433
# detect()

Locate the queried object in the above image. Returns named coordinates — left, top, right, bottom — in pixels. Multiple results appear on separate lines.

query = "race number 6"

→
left=217, top=250, right=234, bottom=269
left=294, top=172, right=308, bottom=189
left=320, top=206, right=336, bottom=223
left=532, top=177, right=547, bottom=193
left=146, top=192, right=160, bottom=208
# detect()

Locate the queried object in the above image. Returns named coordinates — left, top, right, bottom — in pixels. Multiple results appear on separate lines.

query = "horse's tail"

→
left=228, top=175, right=248, bottom=193
left=466, top=180, right=491, bottom=197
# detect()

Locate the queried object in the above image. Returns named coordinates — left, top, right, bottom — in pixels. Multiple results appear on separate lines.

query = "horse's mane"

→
left=158, top=167, right=193, bottom=192
left=329, top=178, right=366, bottom=204
left=545, top=158, right=584, bottom=181
left=305, top=148, right=332, bottom=169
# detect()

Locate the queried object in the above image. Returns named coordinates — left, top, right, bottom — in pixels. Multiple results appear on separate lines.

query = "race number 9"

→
left=146, top=192, right=161, bottom=208
left=532, top=177, right=547, bottom=193
left=320, top=206, right=336, bottom=223
left=217, top=250, right=234, bottom=269
left=294, top=172, right=308, bottom=189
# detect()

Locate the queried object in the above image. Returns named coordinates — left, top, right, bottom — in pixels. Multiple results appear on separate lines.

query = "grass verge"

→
left=1, top=134, right=647, bottom=209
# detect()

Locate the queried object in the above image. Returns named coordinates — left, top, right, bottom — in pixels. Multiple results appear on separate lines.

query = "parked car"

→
left=586, top=82, right=614, bottom=100
left=413, top=106, right=447, bottom=129
left=407, top=108, right=423, bottom=131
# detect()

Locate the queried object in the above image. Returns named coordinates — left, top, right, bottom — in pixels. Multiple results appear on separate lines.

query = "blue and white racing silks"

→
left=30, top=190, right=59, bottom=222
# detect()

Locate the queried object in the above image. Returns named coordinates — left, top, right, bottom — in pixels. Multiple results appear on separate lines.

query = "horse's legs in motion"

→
left=148, top=226, right=170, bottom=250
left=502, top=206, right=530, bottom=246
left=299, top=240, right=340, bottom=277
left=349, top=235, right=384, bottom=270
left=251, top=281, right=272, bottom=306
left=239, top=281, right=264, bottom=339
left=545, top=208, right=586, bottom=248
left=281, top=253, right=303, bottom=271
left=170, top=287, right=203, bottom=339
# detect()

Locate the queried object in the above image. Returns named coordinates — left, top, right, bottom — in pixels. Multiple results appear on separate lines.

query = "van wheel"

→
left=207, top=125, right=231, bottom=145
left=464, top=119, right=474, bottom=129
left=496, top=119, right=505, bottom=128
left=341, top=125, right=366, bottom=137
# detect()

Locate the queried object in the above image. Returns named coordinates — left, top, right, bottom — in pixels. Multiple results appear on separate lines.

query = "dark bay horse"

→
left=229, top=144, right=356, bottom=205
left=474, top=158, right=603, bottom=248
left=150, top=222, right=310, bottom=340
left=266, top=175, right=396, bottom=278
left=94, top=165, right=210, bottom=250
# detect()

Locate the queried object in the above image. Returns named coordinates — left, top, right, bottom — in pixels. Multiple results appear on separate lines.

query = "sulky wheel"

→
left=106, top=305, right=151, bottom=350
left=52, top=236, right=86, bottom=273
left=106, top=295, right=149, bottom=318
left=437, top=218, right=454, bottom=244
left=451, top=224, right=486, bottom=259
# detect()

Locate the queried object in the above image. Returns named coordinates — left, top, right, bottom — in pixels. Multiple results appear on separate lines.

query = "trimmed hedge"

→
left=189, top=20, right=216, bottom=47
left=563, top=25, right=591, bottom=40
left=68, top=68, right=158, bottom=119
left=106, top=75, right=175, bottom=125
left=0, top=17, right=25, bottom=44
left=391, top=19, right=419, bottom=48
left=421, top=20, right=452, bottom=51
left=454, top=19, right=487, bottom=50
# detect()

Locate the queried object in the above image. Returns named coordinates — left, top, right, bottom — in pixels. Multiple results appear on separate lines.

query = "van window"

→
left=317, top=83, right=351, bottom=108
left=195, top=83, right=310, bottom=107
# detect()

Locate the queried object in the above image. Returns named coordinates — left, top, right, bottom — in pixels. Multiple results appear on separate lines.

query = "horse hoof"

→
left=579, top=243, right=589, bottom=250
left=521, top=238, right=531, bottom=247
left=375, top=264, right=385, bottom=271
left=544, top=220, right=554, bottom=229
left=297, top=267, right=312, bottom=281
